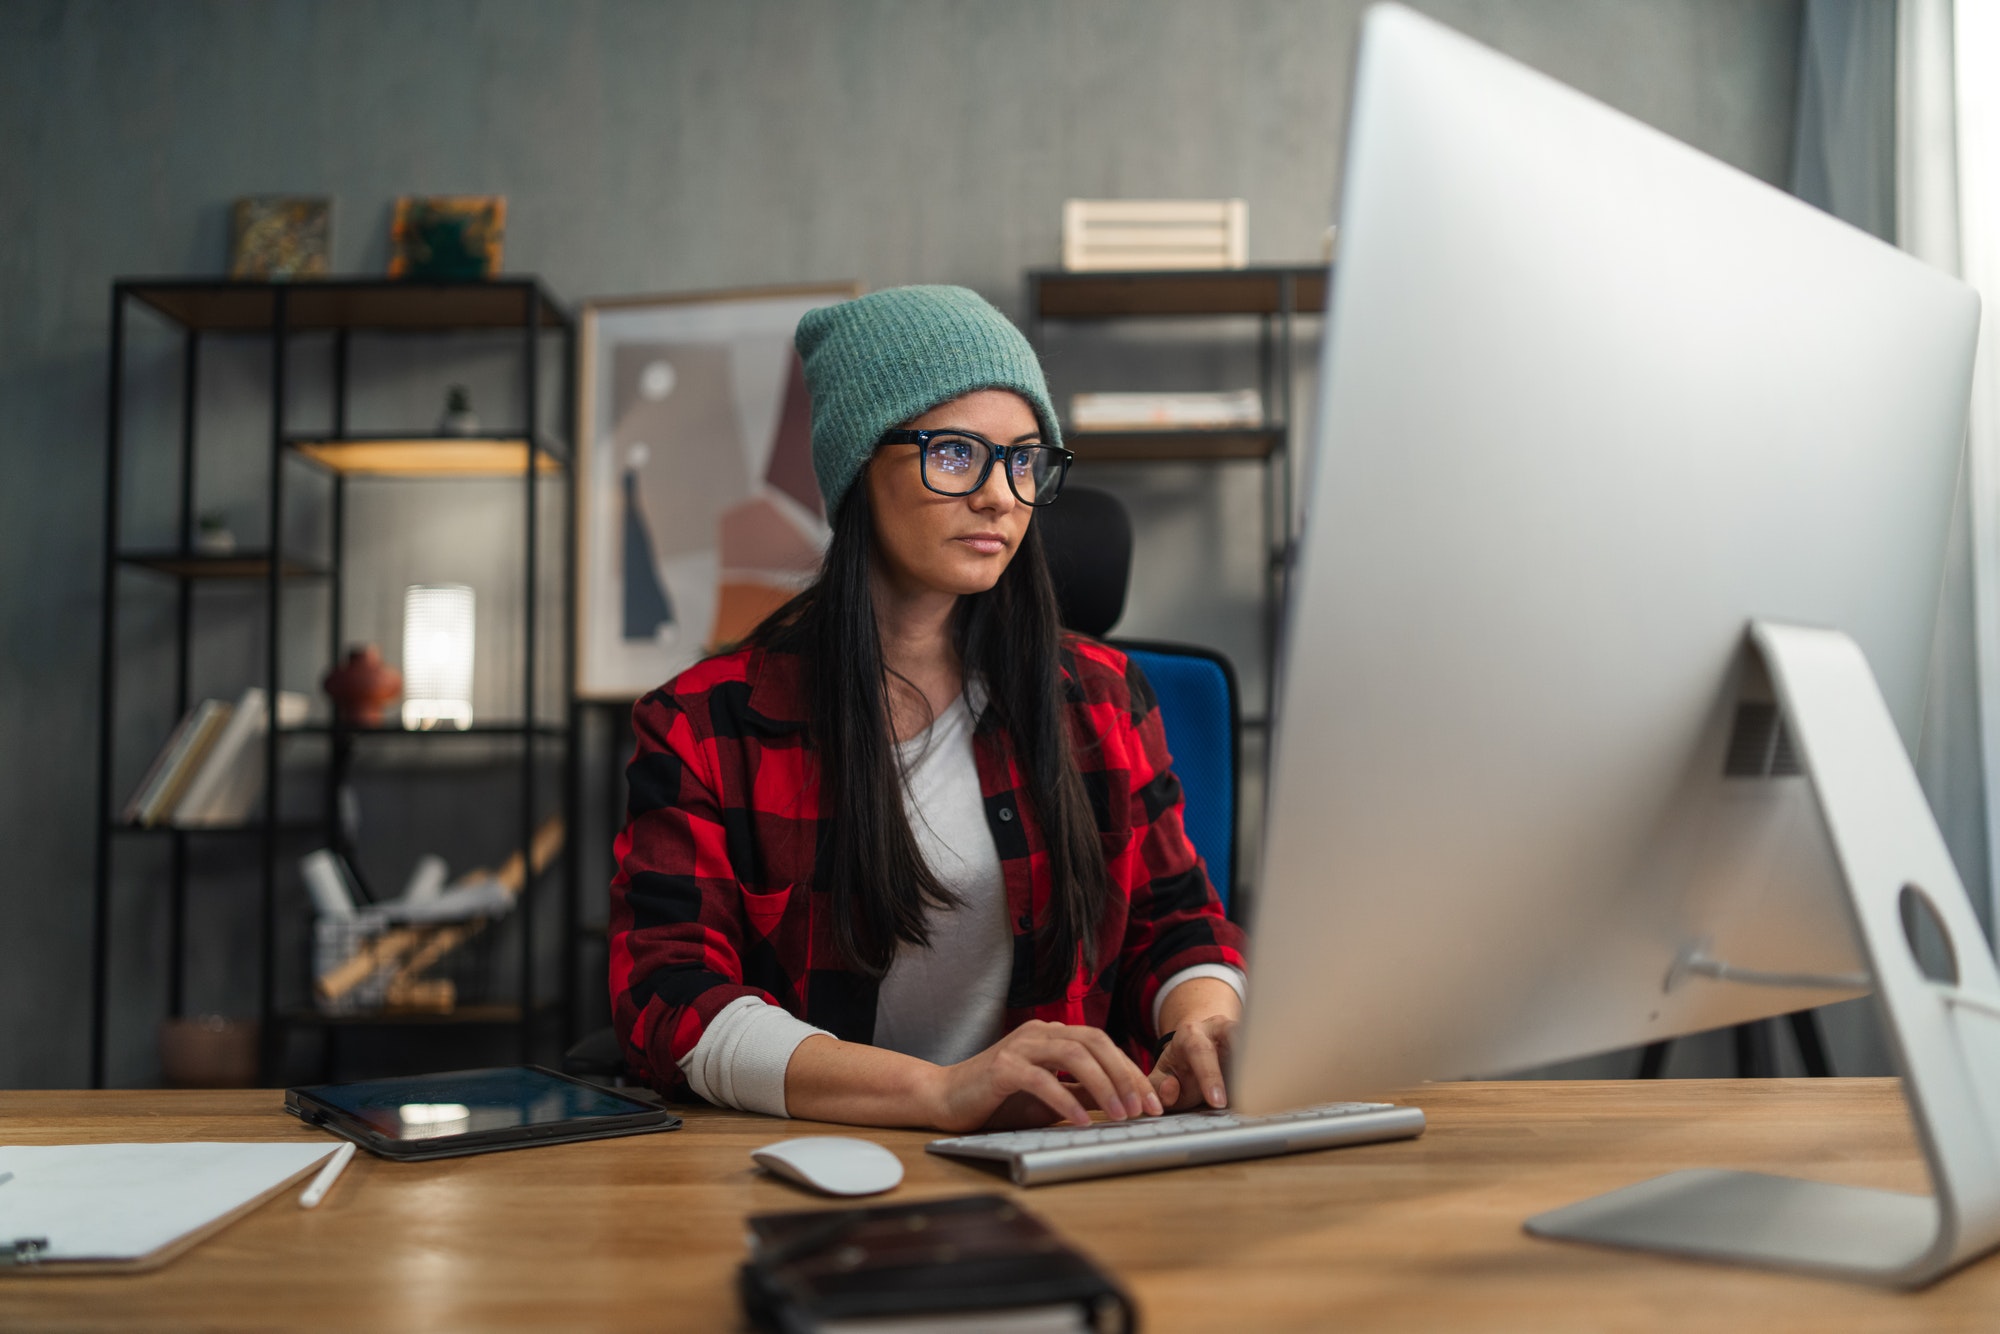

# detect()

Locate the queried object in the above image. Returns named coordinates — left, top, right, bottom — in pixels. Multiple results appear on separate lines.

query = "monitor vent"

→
left=1724, top=702, right=1802, bottom=778
left=1769, top=721, right=1801, bottom=775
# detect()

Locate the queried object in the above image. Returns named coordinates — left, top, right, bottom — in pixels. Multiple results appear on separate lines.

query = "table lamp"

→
left=402, top=584, right=475, bottom=730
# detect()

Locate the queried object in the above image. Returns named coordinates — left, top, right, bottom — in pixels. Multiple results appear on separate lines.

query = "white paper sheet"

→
left=0, top=1141, right=339, bottom=1263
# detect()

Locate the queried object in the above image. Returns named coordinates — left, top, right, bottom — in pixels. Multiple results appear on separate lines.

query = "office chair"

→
left=1037, top=486, right=1241, bottom=916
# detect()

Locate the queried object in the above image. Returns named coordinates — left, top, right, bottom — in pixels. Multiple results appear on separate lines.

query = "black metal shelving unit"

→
left=1023, top=265, right=1327, bottom=724
left=90, top=277, right=579, bottom=1088
left=567, top=696, right=641, bottom=1047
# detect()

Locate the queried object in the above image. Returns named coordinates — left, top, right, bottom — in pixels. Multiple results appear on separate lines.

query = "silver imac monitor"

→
left=1230, top=5, right=1987, bottom=1286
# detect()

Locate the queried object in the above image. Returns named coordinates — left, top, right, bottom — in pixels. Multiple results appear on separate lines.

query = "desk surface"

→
left=0, top=1079, right=1991, bottom=1332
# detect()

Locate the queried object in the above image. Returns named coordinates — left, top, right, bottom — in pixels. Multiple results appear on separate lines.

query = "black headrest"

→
left=1035, top=485, right=1132, bottom=637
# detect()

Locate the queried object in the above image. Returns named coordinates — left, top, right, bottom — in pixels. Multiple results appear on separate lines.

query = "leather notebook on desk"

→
left=740, top=1193, right=1134, bottom=1333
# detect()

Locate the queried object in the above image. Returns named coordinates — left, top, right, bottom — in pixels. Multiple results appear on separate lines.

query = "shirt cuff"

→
left=676, top=995, right=832, bottom=1117
left=1153, top=964, right=1247, bottom=1034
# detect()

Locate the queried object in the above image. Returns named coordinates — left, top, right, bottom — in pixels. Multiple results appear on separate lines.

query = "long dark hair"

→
left=750, top=481, right=1109, bottom=1001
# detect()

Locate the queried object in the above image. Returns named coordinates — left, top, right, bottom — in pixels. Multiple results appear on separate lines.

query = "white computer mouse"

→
left=751, top=1136, right=905, bottom=1196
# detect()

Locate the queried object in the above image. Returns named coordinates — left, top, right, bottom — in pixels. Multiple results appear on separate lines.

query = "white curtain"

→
left=1800, top=1, right=2000, bottom=939
left=1950, top=4, right=2000, bottom=935
left=1781, top=0, right=1999, bottom=1075
left=1896, top=0, right=2000, bottom=936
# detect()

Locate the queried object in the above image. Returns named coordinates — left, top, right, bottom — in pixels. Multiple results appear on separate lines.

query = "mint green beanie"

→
left=794, top=285, right=1062, bottom=517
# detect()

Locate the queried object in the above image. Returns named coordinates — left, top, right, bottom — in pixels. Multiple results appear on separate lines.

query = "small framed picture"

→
left=575, top=283, right=860, bottom=700
left=388, top=196, right=506, bottom=279
left=229, top=197, right=331, bottom=279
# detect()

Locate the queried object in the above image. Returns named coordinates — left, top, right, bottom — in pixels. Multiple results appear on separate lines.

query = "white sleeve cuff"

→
left=1153, top=964, right=1247, bottom=1033
left=676, top=995, right=832, bottom=1117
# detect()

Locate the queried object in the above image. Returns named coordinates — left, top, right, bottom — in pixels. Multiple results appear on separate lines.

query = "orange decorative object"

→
left=323, top=645, right=402, bottom=727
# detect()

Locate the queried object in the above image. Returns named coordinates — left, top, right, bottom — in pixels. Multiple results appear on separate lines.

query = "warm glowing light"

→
left=402, top=584, right=475, bottom=730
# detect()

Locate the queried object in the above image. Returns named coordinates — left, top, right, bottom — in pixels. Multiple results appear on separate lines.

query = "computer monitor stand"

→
left=1526, top=620, right=2000, bottom=1289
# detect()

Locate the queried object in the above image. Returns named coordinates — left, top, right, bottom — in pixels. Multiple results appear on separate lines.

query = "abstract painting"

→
left=229, top=197, right=331, bottom=279
left=388, top=196, right=506, bottom=279
left=576, top=284, right=860, bottom=699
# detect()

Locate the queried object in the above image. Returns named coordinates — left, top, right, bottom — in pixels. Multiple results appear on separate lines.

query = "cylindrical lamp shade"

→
left=402, top=584, right=475, bottom=730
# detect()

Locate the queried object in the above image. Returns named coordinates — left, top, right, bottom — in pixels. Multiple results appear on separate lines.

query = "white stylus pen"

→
left=298, top=1142, right=356, bottom=1209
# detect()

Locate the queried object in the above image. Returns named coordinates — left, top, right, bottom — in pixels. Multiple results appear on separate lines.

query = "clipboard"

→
left=0, top=1142, right=340, bottom=1275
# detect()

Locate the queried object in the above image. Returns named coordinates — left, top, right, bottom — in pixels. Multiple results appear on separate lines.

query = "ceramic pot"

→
left=323, top=645, right=402, bottom=727
left=159, top=1015, right=260, bottom=1088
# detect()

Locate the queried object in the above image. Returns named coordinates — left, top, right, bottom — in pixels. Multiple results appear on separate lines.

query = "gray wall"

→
left=0, top=0, right=1807, bottom=1087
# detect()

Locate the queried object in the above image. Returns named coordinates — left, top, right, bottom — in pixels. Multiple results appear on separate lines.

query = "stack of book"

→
left=121, top=688, right=308, bottom=828
left=1070, top=389, right=1264, bottom=432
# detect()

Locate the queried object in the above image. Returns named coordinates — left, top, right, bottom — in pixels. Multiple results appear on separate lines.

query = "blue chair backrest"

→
left=1121, top=645, right=1237, bottom=914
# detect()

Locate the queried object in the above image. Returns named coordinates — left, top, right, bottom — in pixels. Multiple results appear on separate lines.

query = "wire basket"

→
left=312, top=914, right=498, bottom=1016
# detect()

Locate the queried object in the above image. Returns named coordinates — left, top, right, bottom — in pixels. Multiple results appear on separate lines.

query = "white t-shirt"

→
left=871, top=692, right=1014, bottom=1063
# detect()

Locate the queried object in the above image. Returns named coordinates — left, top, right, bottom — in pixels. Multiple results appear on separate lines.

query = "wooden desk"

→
left=1, top=1079, right=1991, bottom=1332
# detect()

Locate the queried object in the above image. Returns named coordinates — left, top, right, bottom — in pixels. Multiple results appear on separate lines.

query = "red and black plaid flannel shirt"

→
left=608, top=633, right=1247, bottom=1096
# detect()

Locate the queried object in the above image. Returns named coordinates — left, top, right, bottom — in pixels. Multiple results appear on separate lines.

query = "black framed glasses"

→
left=879, top=429, right=1074, bottom=507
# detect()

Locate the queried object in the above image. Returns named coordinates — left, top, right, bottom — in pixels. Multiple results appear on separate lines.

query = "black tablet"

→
left=285, top=1064, right=680, bottom=1161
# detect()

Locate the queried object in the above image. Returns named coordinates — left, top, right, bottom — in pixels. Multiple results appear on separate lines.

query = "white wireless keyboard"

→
left=926, top=1100, right=1426, bottom=1186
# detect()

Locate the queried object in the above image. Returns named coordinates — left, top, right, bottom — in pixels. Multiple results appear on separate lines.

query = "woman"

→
left=609, top=285, right=1246, bottom=1132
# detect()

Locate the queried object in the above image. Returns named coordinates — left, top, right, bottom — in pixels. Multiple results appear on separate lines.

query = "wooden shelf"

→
left=290, top=435, right=564, bottom=478
left=118, top=550, right=330, bottom=580
left=1068, top=428, right=1282, bottom=462
left=288, top=722, right=567, bottom=739
left=279, top=1003, right=552, bottom=1028
left=113, top=819, right=320, bottom=837
left=121, top=278, right=569, bottom=333
left=1031, top=266, right=1327, bottom=320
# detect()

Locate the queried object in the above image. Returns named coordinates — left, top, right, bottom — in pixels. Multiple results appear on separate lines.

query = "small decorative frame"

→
left=229, top=196, right=332, bottom=279
left=388, top=196, right=506, bottom=280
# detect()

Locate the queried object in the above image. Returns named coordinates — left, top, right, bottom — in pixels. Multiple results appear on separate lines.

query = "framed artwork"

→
left=229, top=196, right=331, bottom=279
left=576, top=283, right=861, bottom=700
left=388, top=196, right=506, bottom=279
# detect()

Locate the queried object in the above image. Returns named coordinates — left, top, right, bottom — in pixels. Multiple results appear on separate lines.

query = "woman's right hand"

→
left=922, top=1020, right=1164, bottom=1133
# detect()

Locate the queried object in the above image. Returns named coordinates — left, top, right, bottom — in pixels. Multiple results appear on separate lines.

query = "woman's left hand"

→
left=1149, top=1013, right=1238, bottom=1111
